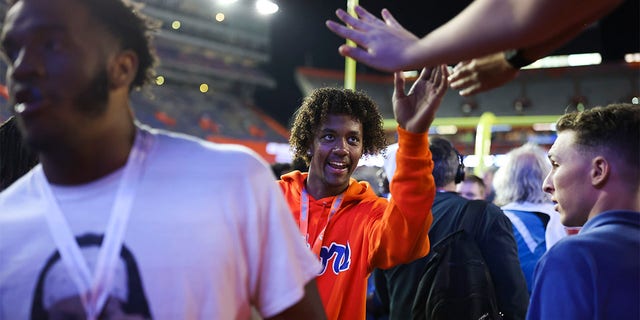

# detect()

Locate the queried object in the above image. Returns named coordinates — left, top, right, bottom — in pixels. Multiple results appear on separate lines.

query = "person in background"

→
left=492, top=143, right=567, bottom=293
left=0, top=116, right=38, bottom=191
left=0, top=0, right=326, bottom=318
left=482, top=165, right=499, bottom=203
left=528, top=103, right=639, bottom=319
left=375, top=136, right=529, bottom=320
left=271, top=162, right=293, bottom=179
left=456, top=174, right=486, bottom=200
left=278, top=65, right=448, bottom=319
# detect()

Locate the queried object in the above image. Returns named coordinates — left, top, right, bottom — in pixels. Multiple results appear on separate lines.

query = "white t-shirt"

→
left=0, top=126, right=320, bottom=319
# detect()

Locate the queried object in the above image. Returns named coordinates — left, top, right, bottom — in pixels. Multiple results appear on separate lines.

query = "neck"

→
left=41, top=114, right=136, bottom=185
left=304, top=177, right=348, bottom=200
left=589, top=188, right=640, bottom=219
left=437, top=181, right=457, bottom=193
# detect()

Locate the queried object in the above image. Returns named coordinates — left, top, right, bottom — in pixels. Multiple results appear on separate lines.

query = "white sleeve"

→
left=241, top=157, right=321, bottom=318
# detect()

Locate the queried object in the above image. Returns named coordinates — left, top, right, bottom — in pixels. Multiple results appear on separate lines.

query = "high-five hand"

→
left=393, top=66, right=449, bottom=133
left=326, top=6, right=419, bottom=72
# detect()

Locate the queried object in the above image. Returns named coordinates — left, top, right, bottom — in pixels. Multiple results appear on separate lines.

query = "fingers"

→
left=426, top=65, right=448, bottom=97
left=327, top=20, right=370, bottom=51
left=448, top=64, right=471, bottom=82
left=354, top=5, right=381, bottom=24
left=338, top=45, right=374, bottom=65
left=459, top=84, right=481, bottom=96
left=417, top=66, right=433, bottom=83
left=452, top=60, right=471, bottom=73
left=393, top=71, right=406, bottom=98
left=449, top=73, right=477, bottom=90
left=334, top=8, right=366, bottom=29
left=381, top=8, right=402, bottom=28
left=326, top=20, right=358, bottom=40
left=436, top=65, right=449, bottom=92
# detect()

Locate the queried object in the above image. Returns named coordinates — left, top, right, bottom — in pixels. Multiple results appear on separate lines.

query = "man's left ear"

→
left=591, top=156, right=610, bottom=188
left=108, top=49, right=139, bottom=90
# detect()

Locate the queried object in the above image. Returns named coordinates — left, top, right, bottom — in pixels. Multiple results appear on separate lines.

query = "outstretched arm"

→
left=367, top=66, right=448, bottom=269
left=448, top=10, right=604, bottom=96
left=326, top=0, right=622, bottom=72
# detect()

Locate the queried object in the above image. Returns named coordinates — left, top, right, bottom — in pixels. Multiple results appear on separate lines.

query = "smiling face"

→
left=306, top=114, right=363, bottom=199
left=543, top=130, right=596, bottom=227
left=0, top=0, right=117, bottom=152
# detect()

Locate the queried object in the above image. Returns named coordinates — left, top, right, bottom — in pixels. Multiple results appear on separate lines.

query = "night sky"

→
left=255, top=0, right=639, bottom=126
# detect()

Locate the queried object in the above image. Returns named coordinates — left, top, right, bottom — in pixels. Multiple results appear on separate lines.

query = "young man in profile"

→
left=529, top=103, right=639, bottom=319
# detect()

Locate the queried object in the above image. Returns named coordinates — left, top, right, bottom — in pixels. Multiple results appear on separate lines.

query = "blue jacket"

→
left=527, top=210, right=640, bottom=319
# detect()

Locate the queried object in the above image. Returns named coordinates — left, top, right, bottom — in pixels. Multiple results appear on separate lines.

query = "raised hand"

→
left=326, top=6, right=419, bottom=72
left=448, top=52, right=519, bottom=96
left=393, top=65, right=449, bottom=133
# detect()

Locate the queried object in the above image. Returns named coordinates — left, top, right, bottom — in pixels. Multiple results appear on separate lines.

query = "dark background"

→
left=255, top=0, right=639, bottom=126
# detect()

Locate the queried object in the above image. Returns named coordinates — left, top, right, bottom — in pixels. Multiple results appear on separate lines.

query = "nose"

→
left=9, top=47, right=44, bottom=82
left=542, top=171, right=554, bottom=195
left=332, top=146, right=348, bottom=156
left=332, top=140, right=348, bottom=155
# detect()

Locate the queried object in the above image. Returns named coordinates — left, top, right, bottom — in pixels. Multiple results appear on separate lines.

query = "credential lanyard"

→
left=37, top=128, right=150, bottom=320
left=300, top=188, right=344, bottom=256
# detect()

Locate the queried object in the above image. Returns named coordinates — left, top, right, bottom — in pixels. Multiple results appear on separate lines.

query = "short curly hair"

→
left=289, top=87, right=387, bottom=165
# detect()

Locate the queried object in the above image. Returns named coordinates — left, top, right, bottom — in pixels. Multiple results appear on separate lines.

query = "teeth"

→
left=14, top=103, right=26, bottom=113
left=329, top=162, right=348, bottom=169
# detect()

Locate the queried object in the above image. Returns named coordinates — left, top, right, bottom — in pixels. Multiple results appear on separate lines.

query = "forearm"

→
left=403, top=0, right=622, bottom=69
left=512, top=8, right=611, bottom=65
left=369, top=127, right=434, bottom=268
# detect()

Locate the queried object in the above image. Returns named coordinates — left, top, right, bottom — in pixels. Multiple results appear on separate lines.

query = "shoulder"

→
left=0, top=167, right=44, bottom=222
left=536, top=235, right=596, bottom=275
left=146, top=127, right=269, bottom=172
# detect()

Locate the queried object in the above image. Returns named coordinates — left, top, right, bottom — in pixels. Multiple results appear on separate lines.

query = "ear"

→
left=108, top=49, right=139, bottom=90
left=591, top=156, right=610, bottom=188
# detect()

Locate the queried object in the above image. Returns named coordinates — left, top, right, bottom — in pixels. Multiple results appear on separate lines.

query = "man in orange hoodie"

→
left=278, top=65, right=448, bottom=319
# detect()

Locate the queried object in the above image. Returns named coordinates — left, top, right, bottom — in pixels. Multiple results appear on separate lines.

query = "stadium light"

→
left=255, top=0, right=278, bottom=15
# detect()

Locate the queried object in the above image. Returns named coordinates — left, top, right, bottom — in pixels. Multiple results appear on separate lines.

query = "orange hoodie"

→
left=278, top=127, right=435, bottom=320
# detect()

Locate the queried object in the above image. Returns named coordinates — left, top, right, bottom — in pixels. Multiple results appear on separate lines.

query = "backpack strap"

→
left=458, top=199, right=488, bottom=237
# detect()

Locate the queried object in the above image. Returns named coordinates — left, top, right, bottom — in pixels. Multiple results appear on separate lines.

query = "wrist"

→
left=504, top=49, right=534, bottom=69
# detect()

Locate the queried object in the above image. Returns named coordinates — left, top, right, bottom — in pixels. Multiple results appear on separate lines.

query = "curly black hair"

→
left=5, top=0, right=159, bottom=90
left=289, top=87, right=387, bottom=165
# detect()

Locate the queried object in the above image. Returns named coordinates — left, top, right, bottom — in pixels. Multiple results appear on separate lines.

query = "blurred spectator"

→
left=483, top=165, right=499, bottom=203
left=271, top=162, right=293, bottom=179
left=456, top=174, right=486, bottom=200
left=0, top=117, right=38, bottom=192
left=375, top=137, right=529, bottom=320
left=493, top=143, right=567, bottom=293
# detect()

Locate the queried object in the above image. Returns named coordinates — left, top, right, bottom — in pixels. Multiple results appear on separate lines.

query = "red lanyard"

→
left=300, top=188, right=344, bottom=255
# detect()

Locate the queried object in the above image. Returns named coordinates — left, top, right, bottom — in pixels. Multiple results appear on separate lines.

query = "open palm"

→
left=393, top=65, right=449, bottom=133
